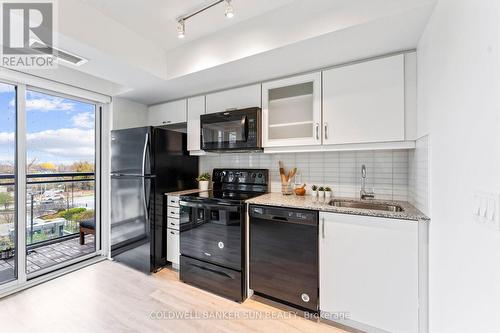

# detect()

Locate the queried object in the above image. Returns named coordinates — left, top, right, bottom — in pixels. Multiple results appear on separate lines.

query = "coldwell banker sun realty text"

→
left=1, top=0, right=57, bottom=69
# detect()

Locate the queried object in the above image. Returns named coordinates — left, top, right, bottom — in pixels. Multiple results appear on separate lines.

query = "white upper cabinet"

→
left=322, top=54, right=405, bottom=145
left=262, top=72, right=322, bottom=147
left=319, top=212, right=419, bottom=333
left=187, top=96, right=205, bottom=152
left=205, top=84, right=261, bottom=114
left=148, top=99, right=187, bottom=126
left=405, top=52, right=417, bottom=141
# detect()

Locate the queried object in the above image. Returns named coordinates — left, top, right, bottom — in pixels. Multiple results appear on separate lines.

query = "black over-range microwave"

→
left=200, top=108, right=262, bottom=152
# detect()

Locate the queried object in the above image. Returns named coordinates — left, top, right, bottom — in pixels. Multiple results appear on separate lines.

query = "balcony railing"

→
left=0, top=172, right=95, bottom=250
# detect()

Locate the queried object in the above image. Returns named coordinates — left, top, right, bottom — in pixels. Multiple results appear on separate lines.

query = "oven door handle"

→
left=179, top=200, right=240, bottom=212
left=191, top=263, right=233, bottom=279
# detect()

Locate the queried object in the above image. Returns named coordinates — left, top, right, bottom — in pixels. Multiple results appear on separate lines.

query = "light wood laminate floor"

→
left=0, top=260, right=346, bottom=333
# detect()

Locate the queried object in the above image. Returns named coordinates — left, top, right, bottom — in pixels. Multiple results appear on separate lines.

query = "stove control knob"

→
left=251, top=173, right=256, bottom=178
left=257, top=173, right=263, bottom=178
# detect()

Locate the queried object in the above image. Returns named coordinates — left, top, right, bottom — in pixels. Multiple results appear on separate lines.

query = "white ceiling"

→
left=44, top=0, right=437, bottom=105
left=80, top=0, right=296, bottom=51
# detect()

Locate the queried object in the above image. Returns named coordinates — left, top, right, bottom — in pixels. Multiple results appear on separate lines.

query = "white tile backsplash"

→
left=409, top=136, right=429, bottom=215
left=200, top=149, right=411, bottom=201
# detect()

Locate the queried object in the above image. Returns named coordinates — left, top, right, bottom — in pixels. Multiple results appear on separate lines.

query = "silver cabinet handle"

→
left=315, top=123, right=320, bottom=140
left=322, top=218, right=325, bottom=239
left=162, top=120, right=172, bottom=124
left=324, top=123, right=329, bottom=140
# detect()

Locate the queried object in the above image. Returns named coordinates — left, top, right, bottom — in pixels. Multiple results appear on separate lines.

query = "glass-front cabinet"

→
left=262, top=72, right=322, bottom=148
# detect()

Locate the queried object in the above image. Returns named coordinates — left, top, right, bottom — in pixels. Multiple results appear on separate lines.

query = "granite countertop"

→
left=164, top=189, right=208, bottom=196
left=246, top=193, right=429, bottom=222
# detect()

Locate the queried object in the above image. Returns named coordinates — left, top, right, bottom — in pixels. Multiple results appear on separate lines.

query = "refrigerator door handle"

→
left=142, top=133, right=149, bottom=222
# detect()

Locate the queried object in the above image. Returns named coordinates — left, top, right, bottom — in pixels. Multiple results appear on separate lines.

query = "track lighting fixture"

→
left=225, top=0, right=234, bottom=18
left=177, top=20, right=185, bottom=39
left=176, top=0, right=235, bottom=39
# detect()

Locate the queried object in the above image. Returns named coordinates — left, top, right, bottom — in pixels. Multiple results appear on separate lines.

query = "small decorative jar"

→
left=281, top=182, right=293, bottom=195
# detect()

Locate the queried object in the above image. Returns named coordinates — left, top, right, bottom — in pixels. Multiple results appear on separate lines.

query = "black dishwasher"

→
left=249, top=205, right=318, bottom=312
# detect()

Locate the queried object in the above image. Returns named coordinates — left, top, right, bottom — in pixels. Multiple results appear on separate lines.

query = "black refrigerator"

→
left=110, top=127, right=198, bottom=273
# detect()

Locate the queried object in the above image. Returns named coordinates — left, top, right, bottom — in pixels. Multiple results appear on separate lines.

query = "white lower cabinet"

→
left=166, top=195, right=181, bottom=268
left=167, top=229, right=180, bottom=267
left=319, top=212, right=419, bottom=333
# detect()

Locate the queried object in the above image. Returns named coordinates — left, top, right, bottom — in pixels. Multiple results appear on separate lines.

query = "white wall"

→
left=111, top=97, right=148, bottom=130
left=417, top=0, right=500, bottom=332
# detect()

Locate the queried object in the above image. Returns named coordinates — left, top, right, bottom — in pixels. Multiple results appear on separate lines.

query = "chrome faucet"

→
left=360, top=164, right=375, bottom=200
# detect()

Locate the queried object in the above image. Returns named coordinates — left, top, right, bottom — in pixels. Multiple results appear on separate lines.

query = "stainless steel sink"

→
left=328, top=200, right=404, bottom=212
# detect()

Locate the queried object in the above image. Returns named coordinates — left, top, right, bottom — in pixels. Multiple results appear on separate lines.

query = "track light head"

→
left=177, top=20, right=185, bottom=39
left=224, top=0, right=234, bottom=18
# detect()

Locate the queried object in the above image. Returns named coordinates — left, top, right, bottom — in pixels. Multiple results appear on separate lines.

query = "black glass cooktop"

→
left=181, top=190, right=263, bottom=203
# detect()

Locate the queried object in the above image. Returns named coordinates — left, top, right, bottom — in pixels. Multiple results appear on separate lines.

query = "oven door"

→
left=200, top=108, right=260, bottom=151
left=179, top=200, right=243, bottom=271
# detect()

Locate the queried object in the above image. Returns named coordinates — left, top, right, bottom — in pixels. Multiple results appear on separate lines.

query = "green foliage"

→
left=0, top=237, right=14, bottom=251
left=318, top=186, right=325, bottom=191
left=58, top=208, right=86, bottom=220
left=41, top=207, right=94, bottom=222
left=324, top=187, right=332, bottom=192
left=197, top=172, right=211, bottom=181
left=311, top=185, right=318, bottom=191
left=0, top=192, right=13, bottom=208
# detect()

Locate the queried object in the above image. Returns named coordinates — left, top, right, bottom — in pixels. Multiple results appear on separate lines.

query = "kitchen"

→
left=108, top=49, right=427, bottom=333
left=0, top=1, right=499, bottom=333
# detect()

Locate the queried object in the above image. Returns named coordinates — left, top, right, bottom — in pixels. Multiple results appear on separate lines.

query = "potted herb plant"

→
left=197, top=172, right=211, bottom=191
left=311, top=185, right=318, bottom=197
left=324, top=186, right=332, bottom=199
left=318, top=186, right=325, bottom=198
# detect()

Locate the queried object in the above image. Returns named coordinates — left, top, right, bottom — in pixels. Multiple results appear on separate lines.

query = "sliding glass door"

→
left=0, top=82, right=17, bottom=285
left=25, top=89, right=98, bottom=277
left=0, top=82, right=102, bottom=287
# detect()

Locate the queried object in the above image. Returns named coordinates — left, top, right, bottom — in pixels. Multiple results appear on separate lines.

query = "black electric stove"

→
left=181, top=190, right=260, bottom=202
left=179, top=169, right=269, bottom=302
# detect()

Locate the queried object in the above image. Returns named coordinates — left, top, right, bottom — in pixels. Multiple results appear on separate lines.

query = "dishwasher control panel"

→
left=249, top=205, right=318, bottom=226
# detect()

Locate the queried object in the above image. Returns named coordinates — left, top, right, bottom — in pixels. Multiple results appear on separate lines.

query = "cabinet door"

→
left=262, top=72, right=322, bottom=147
left=148, top=99, right=187, bottom=126
left=205, top=84, right=261, bottom=114
left=167, top=228, right=180, bottom=265
left=322, top=54, right=405, bottom=144
left=187, top=96, right=205, bottom=151
left=319, top=212, right=418, bottom=333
